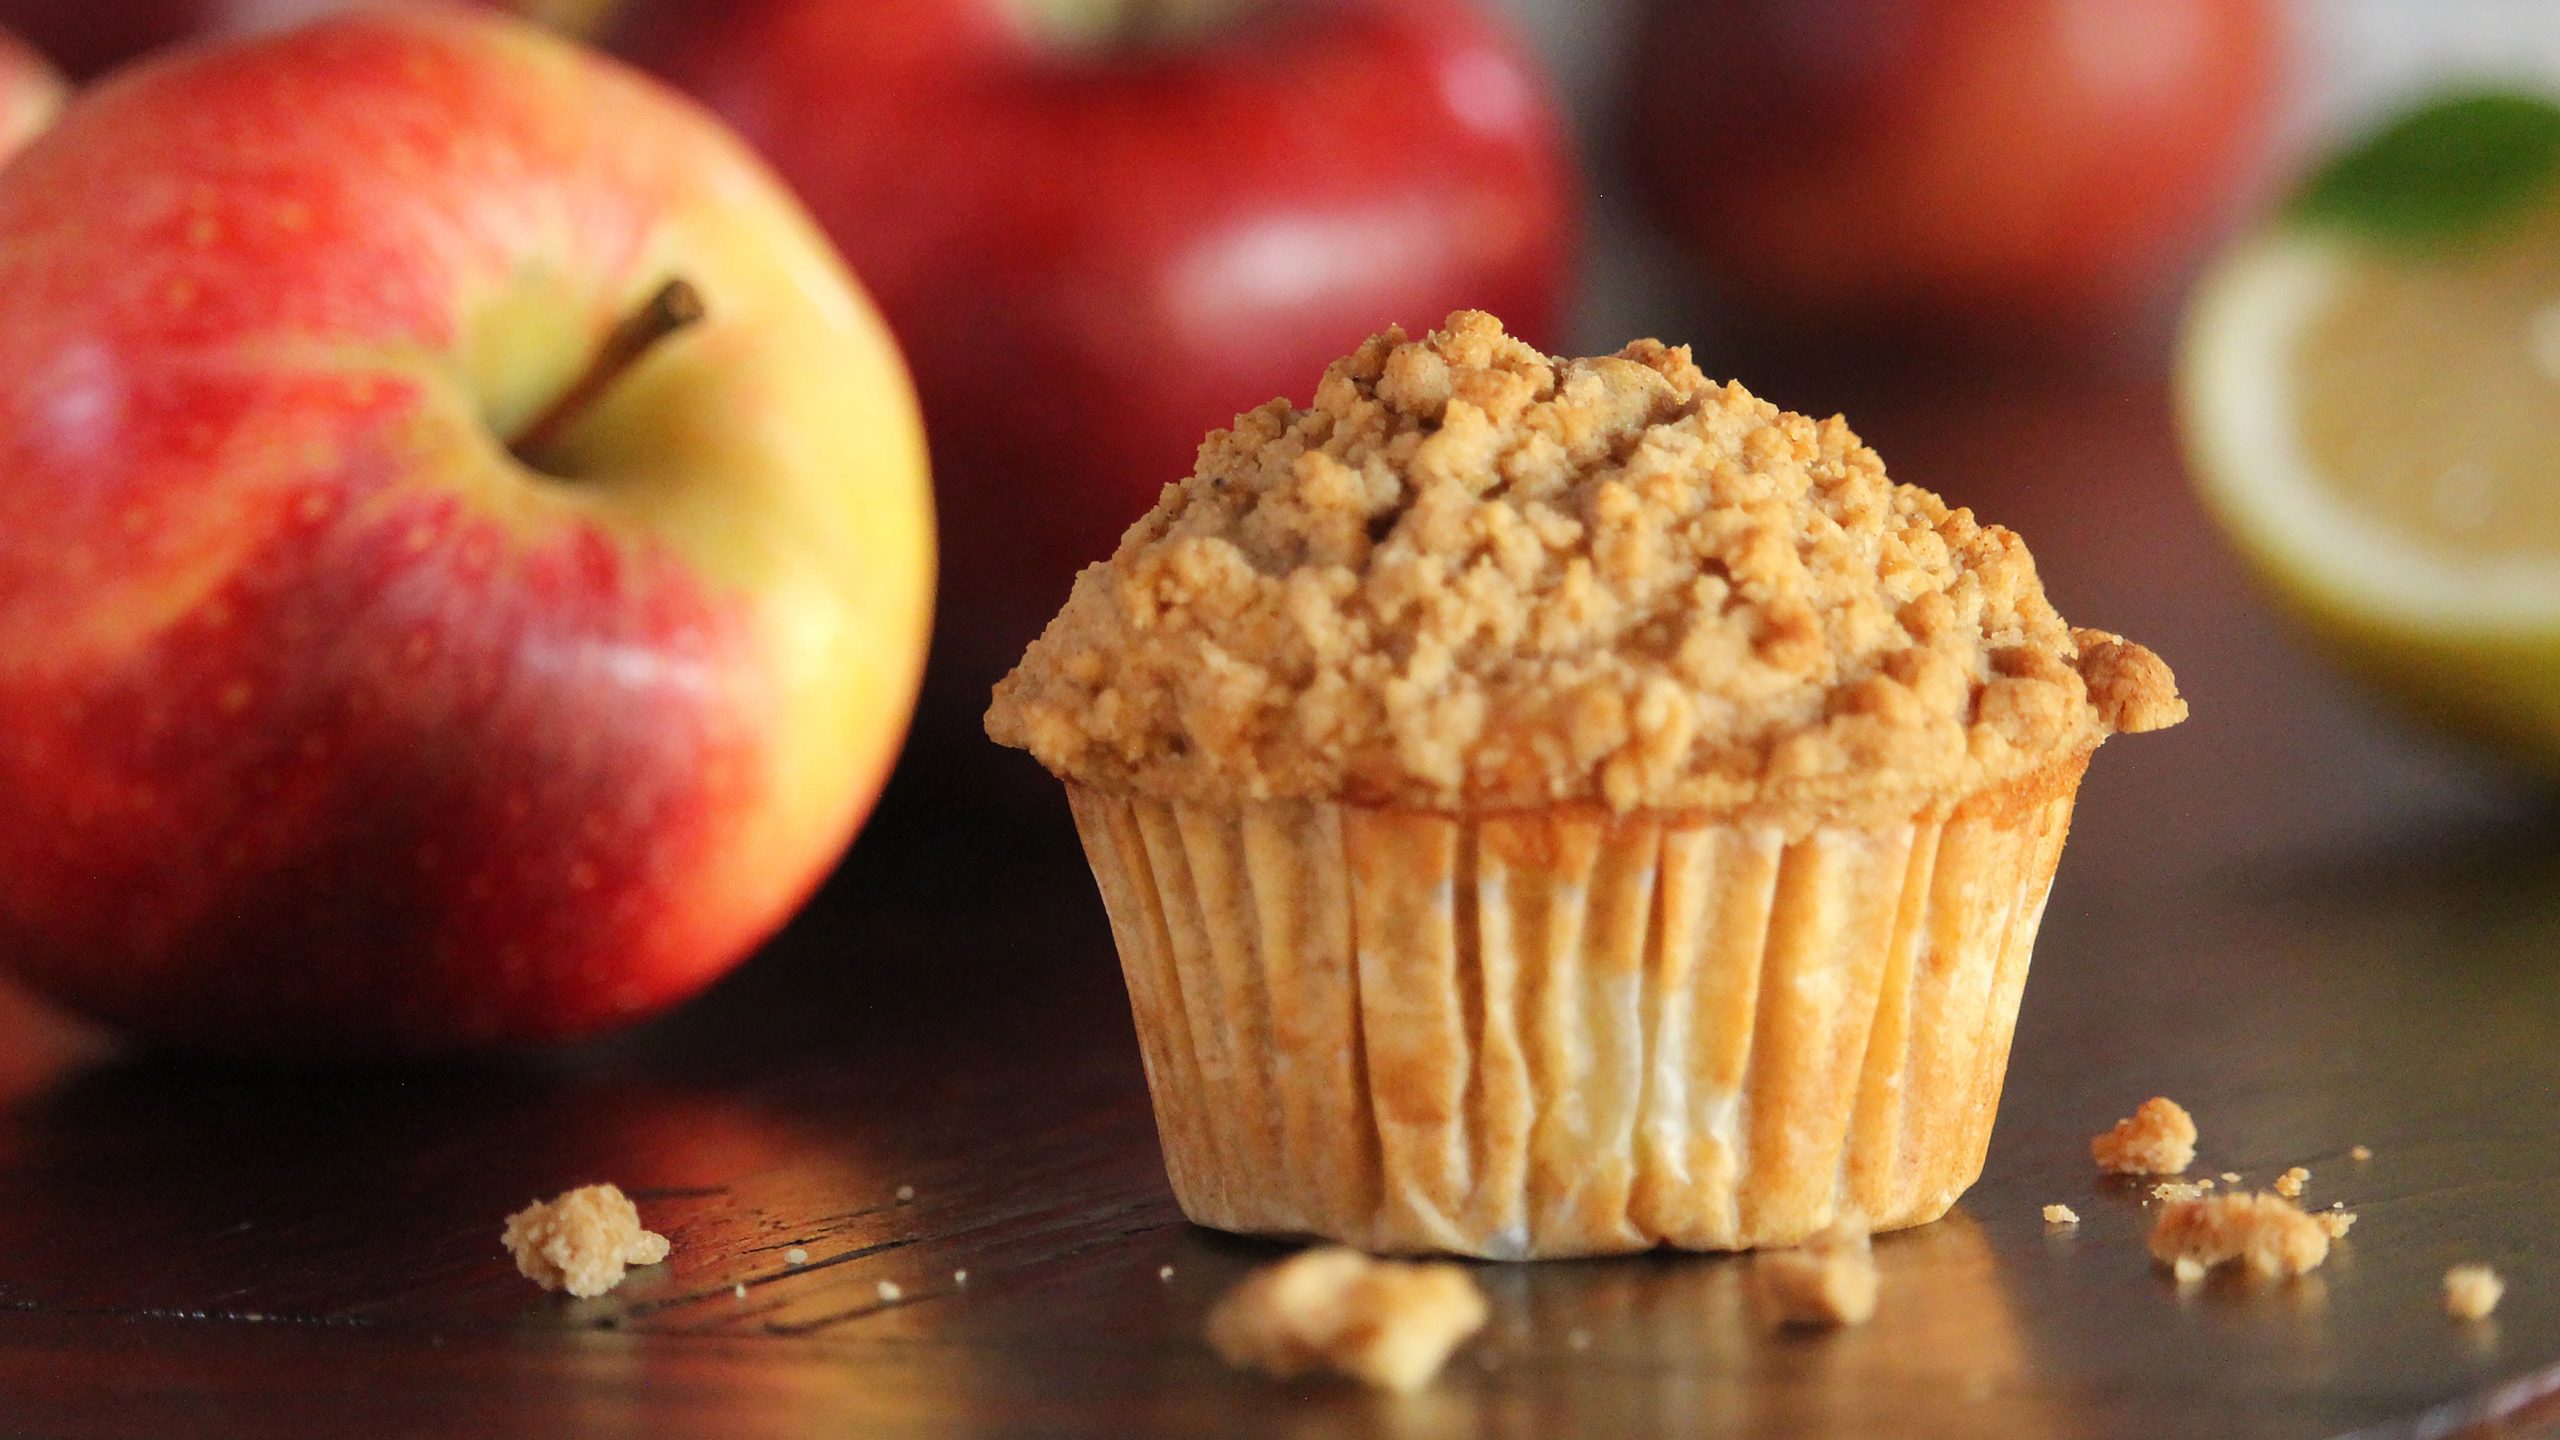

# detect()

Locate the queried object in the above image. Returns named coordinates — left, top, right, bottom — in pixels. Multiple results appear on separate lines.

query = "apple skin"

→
left=0, top=0, right=617, bottom=80
left=0, top=9, right=935, bottom=1053
left=617, top=0, right=1577, bottom=663
left=1625, top=0, right=2281, bottom=332
left=0, top=24, right=64, bottom=157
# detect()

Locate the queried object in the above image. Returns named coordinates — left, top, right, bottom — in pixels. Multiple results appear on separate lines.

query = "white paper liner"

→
left=1067, top=757, right=2084, bottom=1258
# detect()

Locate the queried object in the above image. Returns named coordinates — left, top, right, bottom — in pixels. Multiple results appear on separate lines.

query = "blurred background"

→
left=7, top=0, right=2560, bottom=1065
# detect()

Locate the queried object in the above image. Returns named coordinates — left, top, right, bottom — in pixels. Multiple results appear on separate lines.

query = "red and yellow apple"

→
left=615, top=0, right=1577, bottom=667
left=0, top=0, right=617, bottom=80
left=1625, top=0, right=2281, bottom=333
left=0, top=22, right=64, bottom=158
left=0, top=8, right=934, bottom=1053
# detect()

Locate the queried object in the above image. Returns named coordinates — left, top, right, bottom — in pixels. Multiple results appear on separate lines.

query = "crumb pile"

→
left=2093, top=1097, right=2198, bottom=1176
left=1205, top=1246, right=1488, bottom=1393
left=1757, top=1213, right=1879, bottom=1327
left=501, top=1183, right=671, bottom=1299
left=2150, top=1193, right=2330, bottom=1280
left=989, top=311, right=2182, bottom=820
left=2445, top=1265, right=2504, bottom=1320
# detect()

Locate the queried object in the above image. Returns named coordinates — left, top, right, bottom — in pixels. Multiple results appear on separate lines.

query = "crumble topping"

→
left=2445, top=1265, right=2504, bottom=1320
left=2093, top=1097, right=2198, bottom=1175
left=1206, top=1247, right=1487, bottom=1393
left=1757, top=1213, right=1879, bottom=1327
left=2274, top=1166, right=2309, bottom=1199
left=2043, top=1204, right=2080, bottom=1225
left=501, top=1183, right=670, bottom=1299
left=988, top=311, right=2182, bottom=819
left=2150, top=1193, right=2330, bottom=1279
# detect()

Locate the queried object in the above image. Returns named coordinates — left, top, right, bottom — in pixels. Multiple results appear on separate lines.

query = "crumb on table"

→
left=500, top=1183, right=671, bottom=1299
left=2350, top=1145, right=2373, bottom=1162
left=2273, top=1166, right=2309, bottom=1199
left=2043, top=1204, right=2079, bottom=1226
left=2317, top=1210, right=2357, bottom=1240
left=2220, top=1172, right=2242, bottom=1184
left=1757, top=1213, right=1879, bottom=1328
left=2151, top=1180, right=2207, bottom=1203
left=1206, top=1246, right=1488, bottom=1393
left=2149, top=1192, right=2329, bottom=1280
left=2093, top=1097, right=2197, bottom=1175
left=2445, top=1265, right=2504, bottom=1321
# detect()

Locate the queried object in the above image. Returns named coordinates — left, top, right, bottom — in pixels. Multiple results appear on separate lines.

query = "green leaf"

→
left=2291, top=90, right=2560, bottom=251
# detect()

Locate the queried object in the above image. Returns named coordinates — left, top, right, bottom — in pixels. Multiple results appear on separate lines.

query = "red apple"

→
left=0, top=9, right=935, bottom=1053
left=0, top=23, right=64, bottom=159
left=1625, top=0, right=2281, bottom=333
left=615, top=0, right=1577, bottom=667
left=0, top=0, right=617, bottom=80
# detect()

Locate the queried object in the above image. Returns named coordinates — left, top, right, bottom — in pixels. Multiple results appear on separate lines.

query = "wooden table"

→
left=4, top=358, right=2557, bottom=1439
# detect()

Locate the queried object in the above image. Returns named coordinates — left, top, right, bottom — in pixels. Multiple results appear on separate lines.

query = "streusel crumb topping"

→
left=501, top=1183, right=670, bottom=1299
left=987, top=311, right=2183, bottom=816
left=2150, top=1192, right=2330, bottom=1279
left=1205, top=1246, right=1487, bottom=1393
left=2093, top=1097, right=2198, bottom=1176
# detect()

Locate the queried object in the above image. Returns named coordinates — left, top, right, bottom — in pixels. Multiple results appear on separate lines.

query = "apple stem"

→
left=509, top=277, right=706, bottom=467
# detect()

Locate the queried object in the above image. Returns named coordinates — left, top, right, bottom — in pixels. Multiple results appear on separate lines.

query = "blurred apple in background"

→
left=1626, top=0, right=2282, bottom=338
left=614, top=0, right=1578, bottom=690
left=0, top=8, right=934, bottom=1054
left=0, top=0, right=615, bottom=79
left=0, top=24, right=63, bottom=155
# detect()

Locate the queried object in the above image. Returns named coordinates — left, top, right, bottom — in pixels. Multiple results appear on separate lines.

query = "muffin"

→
left=987, top=312, right=2183, bottom=1259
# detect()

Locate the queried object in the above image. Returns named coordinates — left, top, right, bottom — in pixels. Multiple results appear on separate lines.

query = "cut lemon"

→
left=2180, top=91, right=2560, bottom=765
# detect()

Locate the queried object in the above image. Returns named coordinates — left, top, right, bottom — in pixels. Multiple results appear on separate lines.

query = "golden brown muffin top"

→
left=987, top=312, right=2182, bottom=820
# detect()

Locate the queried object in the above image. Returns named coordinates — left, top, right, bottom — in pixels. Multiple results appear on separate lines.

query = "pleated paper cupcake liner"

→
left=1066, top=755, right=2086, bottom=1259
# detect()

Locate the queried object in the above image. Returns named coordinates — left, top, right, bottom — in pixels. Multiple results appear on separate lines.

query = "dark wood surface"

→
left=5, top=360, right=2560, bottom=1440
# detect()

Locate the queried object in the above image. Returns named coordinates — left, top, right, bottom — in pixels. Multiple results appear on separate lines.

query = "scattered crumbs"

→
left=2350, top=1145, right=2373, bottom=1163
left=2150, top=1193, right=2330, bottom=1280
left=2445, top=1265, right=2504, bottom=1321
left=2150, top=1180, right=2207, bottom=1204
left=1757, top=1212, right=1878, bottom=1328
left=785, top=1247, right=810, bottom=1267
left=1206, top=1246, right=1488, bottom=1394
left=953, top=1269, right=969, bottom=1286
left=2042, top=1204, right=2080, bottom=1226
left=1159, top=1265, right=1177, bottom=1281
left=877, top=1280, right=903, bottom=1303
left=2092, top=1097, right=2198, bottom=1176
left=2316, top=1210, right=2358, bottom=1240
left=1566, top=1328, right=1593, bottom=1352
left=895, top=1184, right=916, bottom=1204
left=2274, top=1166, right=2310, bottom=1199
left=2220, top=1172, right=2242, bottom=1185
left=733, top=1283, right=748, bottom=1299
left=500, top=1183, right=672, bottom=1299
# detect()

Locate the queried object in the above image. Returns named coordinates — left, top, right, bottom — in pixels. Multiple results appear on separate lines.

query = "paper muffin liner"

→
left=1063, top=755, right=2088, bottom=1259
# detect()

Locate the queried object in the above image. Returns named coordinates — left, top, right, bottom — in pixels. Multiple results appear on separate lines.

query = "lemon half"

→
left=2180, top=95, right=2560, bottom=765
